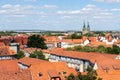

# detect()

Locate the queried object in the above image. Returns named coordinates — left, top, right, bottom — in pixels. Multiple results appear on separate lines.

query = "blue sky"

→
left=0, top=0, right=120, bottom=31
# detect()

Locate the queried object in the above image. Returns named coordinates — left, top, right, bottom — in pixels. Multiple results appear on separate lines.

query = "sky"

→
left=0, top=0, right=120, bottom=31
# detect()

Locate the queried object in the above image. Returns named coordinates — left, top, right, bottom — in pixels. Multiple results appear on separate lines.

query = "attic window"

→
left=15, top=72, right=17, bottom=75
left=38, top=72, right=42, bottom=77
left=60, top=71, right=67, bottom=75
left=63, top=71, right=66, bottom=74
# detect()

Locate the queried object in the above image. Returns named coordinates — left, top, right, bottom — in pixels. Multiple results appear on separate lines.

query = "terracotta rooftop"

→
left=60, top=39, right=82, bottom=44
left=19, top=57, right=76, bottom=80
left=0, top=46, right=16, bottom=56
left=0, top=60, right=32, bottom=80
left=49, top=49, right=119, bottom=70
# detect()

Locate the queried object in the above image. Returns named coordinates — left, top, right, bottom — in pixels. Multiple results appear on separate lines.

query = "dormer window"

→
left=63, top=71, right=66, bottom=74
left=38, top=72, right=42, bottom=77
left=59, top=71, right=67, bottom=75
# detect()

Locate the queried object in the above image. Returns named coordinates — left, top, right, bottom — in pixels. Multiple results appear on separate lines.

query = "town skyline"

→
left=0, top=0, right=120, bottom=31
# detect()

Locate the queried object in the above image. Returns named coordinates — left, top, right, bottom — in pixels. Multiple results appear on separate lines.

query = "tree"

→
left=66, top=66, right=102, bottom=80
left=29, top=53, right=36, bottom=58
left=106, top=47, right=114, bottom=54
left=82, top=46, right=93, bottom=52
left=27, top=35, right=47, bottom=49
left=94, top=31, right=105, bottom=36
left=97, top=45, right=106, bottom=53
left=84, top=33, right=94, bottom=37
left=86, top=66, right=98, bottom=80
left=16, top=51, right=25, bottom=59
left=66, top=73, right=76, bottom=80
left=74, top=46, right=82, bottom=51
left=112, top=45, right=120, bottom=54
left=29, top=50, right=45, bottom=60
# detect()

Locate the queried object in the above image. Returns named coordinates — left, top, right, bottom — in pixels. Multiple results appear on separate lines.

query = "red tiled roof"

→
left=60, top=39, right=82, bottom=44
left=19, top=57, right=76, bottom=80
left=50, top=49, right=118, bottom=70
left=0, top=60, right=32, bottom=80
left=0, top=46, right=16, bottom=56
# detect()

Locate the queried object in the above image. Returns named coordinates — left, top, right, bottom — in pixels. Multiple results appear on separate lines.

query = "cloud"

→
left=62, top=16, right=73, bottom=19
left=0, top=3, right=119, bottom=31
left=56, top=4, right=118, bottom=26
left=6, top=14, right=26, bottom=18
left=93, top=0, right=120, bottom=3
left=41, top=5, right=58, bottom=9
left=57, top=10, right=82, bottom=15
left=111, top=8, right=120, bottom=11
left=0, top=4, right=58, bottom=16
left=12, top=0, right=37, bottom=2
left=1, top=4, right=36, bottom=10
left=1, top=4, right=58, bottom=10
left=57, top=4, right=104, bottom=15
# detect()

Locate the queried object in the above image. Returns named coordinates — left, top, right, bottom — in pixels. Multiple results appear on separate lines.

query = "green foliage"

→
left=66, top=47, right=73, bottom=51
left=65, top=33, right=82, bottom=39
left=66, top=45, right=120, bottom=54
left=82, top=46, right=95, bottom=52
left=27, top=35, right=47, bottom=49
left=29, top=50, right=45, bottom=60
left=106, top=47, right=114, bottom=54
left=97, top=45, right=106, bottom=53
left=86, top=66, right=98, bottom=80
left=74, top=46, right=82, bottom=51
left=0, top=31, right=14, bottom=36
left=29, top=53, right=36, bottom=58
left=66, top=67, right=102, bottom=80
left=83, top=33, right=94, bottom=37
left=66, top=73, right=76, bottom=80
left=16, top=51, right=25, bottom=59
left=112, top=45, right=120, bottom=54
left=94, top=31, right=105, bottom=36
left=44, top=32, right=64, bottom=36
left=71, top=33, right=82, bottom=39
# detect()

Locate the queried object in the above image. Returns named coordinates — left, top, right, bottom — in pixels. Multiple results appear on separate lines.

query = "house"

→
left=42, top=36, right=59, bottom=49
left=0, top=46, right=16, bottom=60
left=19, top=57, right=76, bottom=80
left=48, top=49, right=120, bottom=80
left=22, top=48, right=51, bottom=59
left=0, top=60, right=32, bottom=80
left=59, top=39, right=82, bottom=48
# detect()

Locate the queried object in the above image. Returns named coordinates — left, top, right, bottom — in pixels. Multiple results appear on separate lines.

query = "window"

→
left=63, top=71, right=66, bottom=74
left=38, top=72, right=42, bottom=77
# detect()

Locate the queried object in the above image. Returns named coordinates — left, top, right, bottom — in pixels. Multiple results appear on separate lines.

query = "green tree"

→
left=71, top=33, right=82, bottom=39
left=29, top=50, right=45, bottom=60
left=29, top=53, right=36, bottom=58
left=97, top=45, right=106, bottom=53
left=94, top=31, right=105, bottom=36
left=106, top=47, right=114, bottom=54
left=27, top=35, right=47, bottom=49
left=66, top=47, right=72, bottom=51
left=74, top=46, right=82, bottom=51
left=84, top=33, right=94, bottom=37
left=82, top=46, right=93, bottom=52
left=66, top=66, right=102, bottom=80
left=16, top=51, right=25, bottom=59
left=112, top=45, right=120, bottom=54
left=66, top=73, right=76, bottom=80
left=86, top=66, right=97, bottom=80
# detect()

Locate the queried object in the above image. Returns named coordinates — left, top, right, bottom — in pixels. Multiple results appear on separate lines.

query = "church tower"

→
left=82, top=22, right=86, bottom=31
left=87, top=21, right=90, bottom=32
left=82, top=21, right=90, bottom=34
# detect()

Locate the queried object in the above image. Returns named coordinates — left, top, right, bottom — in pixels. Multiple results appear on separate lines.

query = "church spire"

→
left=82, top=21, right=86, bottom=31
left=87, top=21, right=90, bottom=31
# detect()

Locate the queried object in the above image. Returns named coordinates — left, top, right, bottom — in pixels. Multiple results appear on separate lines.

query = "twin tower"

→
left=82, top=21, right=90, bottom=34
